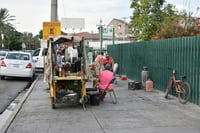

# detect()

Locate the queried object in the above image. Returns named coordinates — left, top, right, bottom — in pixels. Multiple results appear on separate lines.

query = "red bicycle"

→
left=165, top=68, right=191, bottom=104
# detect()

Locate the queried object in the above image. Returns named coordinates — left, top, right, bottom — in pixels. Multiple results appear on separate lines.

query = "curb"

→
left=0, top=75, right=41, bottom=133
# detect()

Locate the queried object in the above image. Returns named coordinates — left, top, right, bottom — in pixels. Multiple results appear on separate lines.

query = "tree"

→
left=33, top=35, right=40, bottom=49
left=20, top=32, right=41, bottom=50
left=130, top=0, right=165, bottom=41
left=0, top=8, right=16, bottom=49
left=151, top=5, right=200, bottom=40
left=152, top=17, right=200, bottom=40
left=20, top=32, right=34, bottom=49
left=8, top=31, right=22, bottom=50
left=39, top=29, right=43, bottom=39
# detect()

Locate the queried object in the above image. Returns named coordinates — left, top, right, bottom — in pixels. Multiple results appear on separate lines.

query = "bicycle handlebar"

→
left=168, top=67, right=176, bottom=74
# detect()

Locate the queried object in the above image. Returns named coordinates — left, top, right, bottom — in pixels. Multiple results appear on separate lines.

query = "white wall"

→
left=40, top=40, right=47, bottom=48
left=87, top=40, right=131, bottom=49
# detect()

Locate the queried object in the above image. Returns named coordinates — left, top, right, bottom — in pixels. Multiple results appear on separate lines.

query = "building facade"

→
left=108, top=18, right=129, bottom=38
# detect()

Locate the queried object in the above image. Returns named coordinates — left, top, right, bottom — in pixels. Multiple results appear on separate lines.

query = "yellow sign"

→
left=43, top=22, right=61, bottom=40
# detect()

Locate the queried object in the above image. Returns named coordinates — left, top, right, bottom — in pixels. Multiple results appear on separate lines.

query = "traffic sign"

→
left=43, top=22, right=61, bottom=40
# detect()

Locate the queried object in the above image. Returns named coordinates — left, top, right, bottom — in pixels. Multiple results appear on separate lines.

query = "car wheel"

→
left=1, top=76, right=5, bottom=80
left=29, top=73, right=35, bottom=82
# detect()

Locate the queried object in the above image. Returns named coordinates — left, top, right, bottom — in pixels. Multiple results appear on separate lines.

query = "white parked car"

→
left=23, top=50, right=34, bottom=56
left=0, top=51, right=8, bottom=68
left=32, top=48, right=48, bottom=70
left=0, top=51, right=36, bottom=81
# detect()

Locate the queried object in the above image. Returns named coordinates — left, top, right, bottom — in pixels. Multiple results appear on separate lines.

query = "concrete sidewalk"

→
left=6, top=75, right=200, bottom=133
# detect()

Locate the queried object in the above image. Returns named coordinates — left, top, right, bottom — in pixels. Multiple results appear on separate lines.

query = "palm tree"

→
left=0, top=8, right=16, bottom=49
left=33, top=35, right=40, bottom=49
left=20, top=32, right=35, bottom=50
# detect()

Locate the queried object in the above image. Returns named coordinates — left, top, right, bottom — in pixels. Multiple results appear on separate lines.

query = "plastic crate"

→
left=128, top=81, right=142, bottom=90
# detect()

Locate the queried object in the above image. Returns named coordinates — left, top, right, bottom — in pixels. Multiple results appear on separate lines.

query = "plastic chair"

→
left=99, top=78, right=117, bottom=104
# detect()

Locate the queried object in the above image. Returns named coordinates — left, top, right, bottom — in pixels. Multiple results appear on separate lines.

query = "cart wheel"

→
left=52, top=104, right=55, bottom=109
left=81, top=96, right=87, bottom=110
left=51, top=97, right=56, bottom=109
left=83, top=102, right=86, bottom=110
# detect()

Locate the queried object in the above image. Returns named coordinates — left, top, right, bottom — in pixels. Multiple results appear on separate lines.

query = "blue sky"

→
left=0, top=0, right=199, bottom=35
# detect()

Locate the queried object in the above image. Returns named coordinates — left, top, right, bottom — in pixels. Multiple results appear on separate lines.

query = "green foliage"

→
left=33, top=35, right=40, bottom=49
left=20, top=32, right=40, bottom=50
left=129, top=0, right=187, bottom=41
left=8, top=32, right=22, bottom=50
left=0, top=8, right=16, bottom=49
left=39, top=30, right=43, bottom=39
left=0, top=8, right=41, bottom=50
left=151, top=4, right=200, bottom=40
left=0, top=8, right=16, bottom=32
left=152, top=17, right=200, bottom=40
left=130, top=0, right=165, bottom=41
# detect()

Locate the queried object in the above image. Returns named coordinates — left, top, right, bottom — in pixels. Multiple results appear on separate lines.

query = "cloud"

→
left=174, top=4, right=188, bottom=12
left=58, top=0, right=122, bottom=21
left=58, top=0, right=127, bottom=32
left=1, top=0, right=131, bottom=35
left=1, top=0, right=50, bottom=35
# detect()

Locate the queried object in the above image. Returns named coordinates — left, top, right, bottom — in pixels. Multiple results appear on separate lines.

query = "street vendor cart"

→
left=44, top=35, right=93, bottom=109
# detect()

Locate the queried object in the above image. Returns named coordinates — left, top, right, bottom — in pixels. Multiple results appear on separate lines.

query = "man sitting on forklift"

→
left=98, top=63, right=114, bottom=100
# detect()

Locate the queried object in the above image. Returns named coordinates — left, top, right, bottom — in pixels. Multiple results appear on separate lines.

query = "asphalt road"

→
left=0, top=76, right=31, bottom=114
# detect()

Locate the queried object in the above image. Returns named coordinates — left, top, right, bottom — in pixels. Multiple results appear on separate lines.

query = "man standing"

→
left=94, top=52, right=104, bottom=75
left=95, top=52, right=103, bottom=65
left=87, top=50, right=93, bottom=65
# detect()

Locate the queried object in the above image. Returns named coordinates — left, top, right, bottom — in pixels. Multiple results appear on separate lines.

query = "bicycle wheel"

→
left=165, top=79, right=173, bottom=99
left=178, top=82, right=191, bottom=104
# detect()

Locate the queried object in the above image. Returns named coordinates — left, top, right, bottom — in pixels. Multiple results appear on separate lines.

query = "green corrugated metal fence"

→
left=107, top=36, right=200, bottom=105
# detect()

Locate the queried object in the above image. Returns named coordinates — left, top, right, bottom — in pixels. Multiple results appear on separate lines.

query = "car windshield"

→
left=6, top=53, right=30, bottom=60
left=32, top=49, right=40, bottom=56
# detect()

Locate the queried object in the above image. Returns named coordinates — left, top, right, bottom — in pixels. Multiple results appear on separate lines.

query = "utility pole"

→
left=97, top=19, right=103, bottom=52
left=51, top=0, right=58, bottom=21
